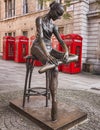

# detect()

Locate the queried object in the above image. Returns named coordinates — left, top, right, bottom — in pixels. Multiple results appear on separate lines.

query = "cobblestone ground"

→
left=0, top=91, right=42, bottom=130
left=57, top=89, right=100, bottom=130
left=0, top=89, right=100, bottom=130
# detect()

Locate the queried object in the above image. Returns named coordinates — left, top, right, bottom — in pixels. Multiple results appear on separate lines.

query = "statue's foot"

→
left=63, top=55, right=78, bottom=64
left=51, top=114, right=57, bottom=121
left=51, top=102, right=58, bottom=121
left=68, top=55, right=78, bottom=63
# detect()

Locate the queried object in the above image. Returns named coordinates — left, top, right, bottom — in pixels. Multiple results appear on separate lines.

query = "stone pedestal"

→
left=10, top=96, right=87, bottom=130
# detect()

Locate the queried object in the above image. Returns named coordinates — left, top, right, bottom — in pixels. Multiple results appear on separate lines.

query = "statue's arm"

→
left=53, top=25, right=69, bottom=60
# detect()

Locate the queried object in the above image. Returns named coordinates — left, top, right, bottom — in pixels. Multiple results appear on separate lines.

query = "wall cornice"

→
left=87, top=10, right=100, bottom=18
left=0, top=9, right=48, bottom=22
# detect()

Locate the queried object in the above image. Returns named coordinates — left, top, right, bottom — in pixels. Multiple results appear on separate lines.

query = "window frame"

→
left=22, top=30, right=28, bottom=37
left=5, top=0, right=15, bottom=18
left=23, top=0, right=28, bottom=14
left=36, top=0, right=44, bottom=11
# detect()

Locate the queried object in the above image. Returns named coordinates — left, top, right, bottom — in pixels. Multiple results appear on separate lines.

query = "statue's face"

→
left=50, top=6, right=64, bottom=21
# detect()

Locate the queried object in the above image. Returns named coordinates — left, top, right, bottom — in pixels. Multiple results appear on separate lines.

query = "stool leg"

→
left=27, top=59, right=34, bottom=102
left=45, top=71, right=50, bottom=107
left=22, top=59, right=30, bottom=108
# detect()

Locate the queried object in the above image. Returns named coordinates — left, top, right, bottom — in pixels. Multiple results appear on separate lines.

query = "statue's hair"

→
left=49, top=1, right=62, bottom=10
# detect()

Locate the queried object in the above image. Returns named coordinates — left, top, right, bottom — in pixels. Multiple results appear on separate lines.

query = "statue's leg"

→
left=31, top=45, right=47, bottom=65
left=49, top=67, right=58, bottom=121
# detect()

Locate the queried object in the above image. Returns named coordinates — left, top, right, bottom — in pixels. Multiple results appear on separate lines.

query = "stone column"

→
left=73, top=0, right=89, bottom=63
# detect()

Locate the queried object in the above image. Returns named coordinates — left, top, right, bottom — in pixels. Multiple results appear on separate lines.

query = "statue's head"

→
left=49, top=1, right=64, bottom=21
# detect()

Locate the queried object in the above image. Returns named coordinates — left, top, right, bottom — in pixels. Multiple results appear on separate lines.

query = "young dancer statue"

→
left=31, top=1, right=78, bottom=121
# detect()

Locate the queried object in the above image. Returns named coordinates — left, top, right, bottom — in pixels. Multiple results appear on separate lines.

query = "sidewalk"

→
left=0, top=57, right=100, bottom=94
left=0, top=58, right=100, bottom=130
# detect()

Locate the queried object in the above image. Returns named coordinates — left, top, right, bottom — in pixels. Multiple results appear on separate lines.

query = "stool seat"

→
left=22, top=55, right=50, bottom=108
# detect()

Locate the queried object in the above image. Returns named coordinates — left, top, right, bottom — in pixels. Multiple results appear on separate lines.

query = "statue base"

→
left=10, top=96, right=87, bottom=130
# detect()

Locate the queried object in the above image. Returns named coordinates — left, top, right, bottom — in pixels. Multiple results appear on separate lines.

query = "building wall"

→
left=0, top=0, right=73, bottom=53
left=73, top=0, right=89, bottom=63
left=0, top=0, right=1, bottom=51
left=87, top=18, right=100, bottom=62
left=0, top=0, right=100, bottom=72
left=87, top=1, right=100, bottom=64
left=0, top=1, right=1, bottom=19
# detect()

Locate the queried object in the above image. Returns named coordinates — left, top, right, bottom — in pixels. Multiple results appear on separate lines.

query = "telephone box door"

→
left=62, top=34, right=82, bottom=74
left=15, top=36, right=29, bottom=63
left=3, top=36, right=15, bottom=60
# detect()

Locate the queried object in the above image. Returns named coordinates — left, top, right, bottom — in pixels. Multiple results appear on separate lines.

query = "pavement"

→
left=0, top=57, right=100, bottom=130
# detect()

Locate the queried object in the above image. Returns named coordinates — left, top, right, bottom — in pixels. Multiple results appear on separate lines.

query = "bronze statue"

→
left=31, top=1, right=78, bottom=121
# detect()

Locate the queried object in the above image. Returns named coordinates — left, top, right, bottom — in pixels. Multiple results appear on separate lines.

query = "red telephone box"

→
left=62, top=34, right=82, bottom=74
left=3, top=36, right=15, bottom=60
left=30, top=35, right=42, bottom=66
left=15, top=36, right=29, bottom=63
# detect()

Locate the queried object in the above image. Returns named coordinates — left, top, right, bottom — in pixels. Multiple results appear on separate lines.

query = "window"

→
left=5, top=0, right=7, bottom=18
left=56, top=0, right=61, bottom=3
left=12, top=0, right=15, bottom=16
left=23, top=0, right=28, bottom=14
left=36, top=0, right=44, bottom=10
left=58, top=27, right=64, bottom=34
left=13, top=32, right=16, bottom=37
left=8, top=0, right=12, bottom=17
left=5, top=33, right=7, bottom=36
left=8, top=32, right=12, bottom=36
left=56, top=0, right=64, bottom=3
left=5, top=32, right=16, bottom=37
left=5, top=0, right=15, bottom=18
left=22, top=31, right=28, bottom=37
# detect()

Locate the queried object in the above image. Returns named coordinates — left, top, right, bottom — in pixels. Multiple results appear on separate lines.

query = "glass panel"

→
left=5, top=0, right=7, bottom=18
left=8, top=32, right=12, bottom=36
left=12, top=0, right=15, bottom=16
left=37, top=0, right=43, bottom=10
left=23, top=0, right=28, bottom=14
left=22, top=31, right=28, bottom=37
left=8, top=0, right=12, bottom=17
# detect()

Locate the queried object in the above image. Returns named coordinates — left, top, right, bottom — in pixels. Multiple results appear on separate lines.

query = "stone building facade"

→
left=0, top=0, right=100, bottom=72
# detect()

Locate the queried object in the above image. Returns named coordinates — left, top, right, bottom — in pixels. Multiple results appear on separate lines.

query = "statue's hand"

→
left=47, top=54, right=58, bottom=66
left=63, top=51, right=69, bottom=63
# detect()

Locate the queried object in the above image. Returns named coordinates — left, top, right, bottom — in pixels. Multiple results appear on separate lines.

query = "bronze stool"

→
left=22, top=55, right=50, bottom=108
